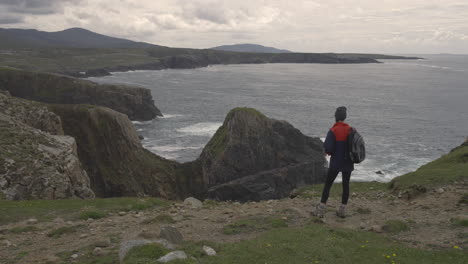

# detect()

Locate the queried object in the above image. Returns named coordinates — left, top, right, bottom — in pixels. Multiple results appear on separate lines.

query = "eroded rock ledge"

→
left=0, top=92, right=94, bottom=200
left=0, top=67, right=162, bottom=121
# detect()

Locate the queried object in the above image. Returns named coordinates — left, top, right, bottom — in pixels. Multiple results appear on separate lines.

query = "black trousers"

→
left=320, top=168, right=352, bottom=205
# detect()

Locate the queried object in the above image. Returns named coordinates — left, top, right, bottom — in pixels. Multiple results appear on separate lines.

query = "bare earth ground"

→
left=1, top=183, right=467, bottom=264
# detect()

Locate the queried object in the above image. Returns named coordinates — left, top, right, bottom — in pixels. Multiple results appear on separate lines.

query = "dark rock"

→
left=197, top=107, right=326, bottom=201
left=375, top=170, right=384, bottom=175
left=138, top=135, right=144, bottom=140
left=0, top=68, right=162, bottom=121
left=48, top=104, right=178, bottom=198
left=85, top=68, right=111, bottom=77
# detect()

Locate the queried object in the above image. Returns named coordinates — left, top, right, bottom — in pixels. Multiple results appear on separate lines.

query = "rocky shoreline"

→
left=0, top=77, right=328, bottom=201
left=63, top=53, right=417, bottom=78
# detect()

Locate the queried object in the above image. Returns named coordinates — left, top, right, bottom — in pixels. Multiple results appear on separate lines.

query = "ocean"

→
left=88, top=54, right=468, bottom=182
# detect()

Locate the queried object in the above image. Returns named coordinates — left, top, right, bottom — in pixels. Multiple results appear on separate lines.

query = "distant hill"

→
left=210, top=43, right=292, bottom=53
left=0, top=27, right=161, bottom=49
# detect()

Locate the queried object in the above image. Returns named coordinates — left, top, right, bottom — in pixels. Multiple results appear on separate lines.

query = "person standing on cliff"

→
left=315, top=106, right=354, bottom=218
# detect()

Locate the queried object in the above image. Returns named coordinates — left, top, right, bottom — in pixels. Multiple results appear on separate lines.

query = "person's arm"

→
left=323, top=130, right=335, bottom=155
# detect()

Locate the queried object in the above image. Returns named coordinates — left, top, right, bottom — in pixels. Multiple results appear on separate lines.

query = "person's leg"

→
left=341, top=171, right=351, bottom=205
left=337, top=171, right=352, bottom=218
left=320, top=168, right=340, bottom=204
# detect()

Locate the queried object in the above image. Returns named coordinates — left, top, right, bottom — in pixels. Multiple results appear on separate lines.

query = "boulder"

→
left=202, top=245, right=217, bottom=256
left=183, top=197, right=203, bottom=209
left=196, top=107, right=326, bottom=201
left=159, top=226, right=183, bottom=244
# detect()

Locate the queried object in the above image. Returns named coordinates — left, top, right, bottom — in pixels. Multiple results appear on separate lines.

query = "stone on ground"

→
left=183, top=197, right=203, bottom=208
left=159, top=226, right=183, bottom=244
left=157, top=251, right=187, bottom=263
left=202, top=245, right=217, bottom=256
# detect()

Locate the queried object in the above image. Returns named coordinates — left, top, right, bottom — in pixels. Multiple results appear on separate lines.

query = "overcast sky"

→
left=1, top=0, right=468, bottom=53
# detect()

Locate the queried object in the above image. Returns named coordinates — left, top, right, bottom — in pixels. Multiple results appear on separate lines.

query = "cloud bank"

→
left=1, top=0, right=467, bottom=53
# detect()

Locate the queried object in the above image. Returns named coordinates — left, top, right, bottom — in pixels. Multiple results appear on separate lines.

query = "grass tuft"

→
left=9, top=225, right=39, bottom=233
left=382, top=220, right=410, bottom=233
left=223, top=217, right=288, bottom=235
left=356, top=208, right=372, bottom=214
left=79, top=210, right=107, bottom=220
left=47, top=225, right=81, bottom=238
left=459, top=193, right=468, bottom=204
left=451, top=218, right=468, bottom=227
left=124, top=243, right=169, bottom=264
left=141, top=214, right=175, bottom=225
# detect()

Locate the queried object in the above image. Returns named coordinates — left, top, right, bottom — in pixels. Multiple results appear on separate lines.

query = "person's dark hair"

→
left=335, top=106, right=347, bottom=122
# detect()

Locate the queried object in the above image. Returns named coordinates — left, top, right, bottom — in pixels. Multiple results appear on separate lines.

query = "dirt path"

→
left=1, top=183, right=467, bottom=264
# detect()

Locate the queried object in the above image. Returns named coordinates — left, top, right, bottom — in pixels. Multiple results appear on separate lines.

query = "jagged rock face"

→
left=0, top=93, right=94, bottom=200
left=0, top=67, right=162, bottom=121
left=198, top=108, right=327, bottom=201
left=0, top=90, right=63, bottom=135
left=48, top=104, right=178, bottom=198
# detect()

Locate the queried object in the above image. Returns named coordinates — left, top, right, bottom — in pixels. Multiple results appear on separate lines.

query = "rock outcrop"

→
left=0, top=67, right=162, bottom=121
left=48, top=104, right=178, bottom=198
left=184, top=108, right=327, bottom=201
left=0, top=92, right=94, bottom=200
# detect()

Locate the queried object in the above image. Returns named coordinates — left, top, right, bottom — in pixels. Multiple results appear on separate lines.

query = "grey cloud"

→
left=192, top=6, right=229, bottom=24
left=0, top=16, right=24, bottom=24
left=0, top=0, right=82, bottom=15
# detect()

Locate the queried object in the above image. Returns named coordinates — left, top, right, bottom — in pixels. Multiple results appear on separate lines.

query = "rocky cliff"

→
left=0, top=92, right=94, bottom=200
left=0, top=67, right=162, bottom=121
left=46, top=106, right=326, bottom=202
left=195, top=108, right=327, bottom=201
left=48, top=104, right=179, bottom=198
left=1, top=89, right=326, bottom=201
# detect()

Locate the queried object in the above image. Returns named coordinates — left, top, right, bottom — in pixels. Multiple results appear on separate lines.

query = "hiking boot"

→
left=315, top=203, right=326, bottom=218
left=336, top=204, right=347, bottom=218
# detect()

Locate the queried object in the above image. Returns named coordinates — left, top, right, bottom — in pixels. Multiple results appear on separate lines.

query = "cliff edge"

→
left=0, top=67, right=162, bottom=121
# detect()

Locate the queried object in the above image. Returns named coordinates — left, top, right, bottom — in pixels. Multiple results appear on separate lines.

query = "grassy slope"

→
left=120, top=224, right=466, bottom=264
left=0, top=197, right=168, bottom=225
left=390, top=140, right=468, bottom=190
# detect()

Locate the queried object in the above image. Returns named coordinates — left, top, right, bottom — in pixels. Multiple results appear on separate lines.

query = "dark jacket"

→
left=324, top=122, right=354, bottom=172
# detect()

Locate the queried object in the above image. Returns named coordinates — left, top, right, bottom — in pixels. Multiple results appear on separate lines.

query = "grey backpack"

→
left=347, top=127, right=366, bottom=163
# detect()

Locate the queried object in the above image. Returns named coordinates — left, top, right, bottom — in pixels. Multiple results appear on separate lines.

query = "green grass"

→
left=0, top=197, right=169, bottom=225
left=297, top=181, right=389, bottom=199
left=451, top=218, right=468, bottom=227
left=173, top=223, right=467, bottom=264
left=55, top=246, right=119, bottom=264
left=47, top=225, right=81, bottom=238
left=141, top=214, right=175, bottom=225
left=124, top=243, right=170, bottom=264
left=223, top=217, right=288, bottom=235
left=9, top=225, right=39, bottom=233
left=382, top=220, right=410, bottom=233
left=203, top=199, right=221, bottom=209
left=459, top=193, right=468, bottom=204
left=356, top=208, right=372, bottom=214
left=79, top=210, right=107, bottom=220
left=390, top=142, right=468, bottom=190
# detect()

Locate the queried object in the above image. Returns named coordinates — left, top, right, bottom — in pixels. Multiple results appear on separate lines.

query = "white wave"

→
left=177, top=122, right=222, bottom=136
left=132, top=120, right=153, bottom=125
left=159, top=114, right=184, bottom=119
left=145, top=144, right=203, bottom=153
